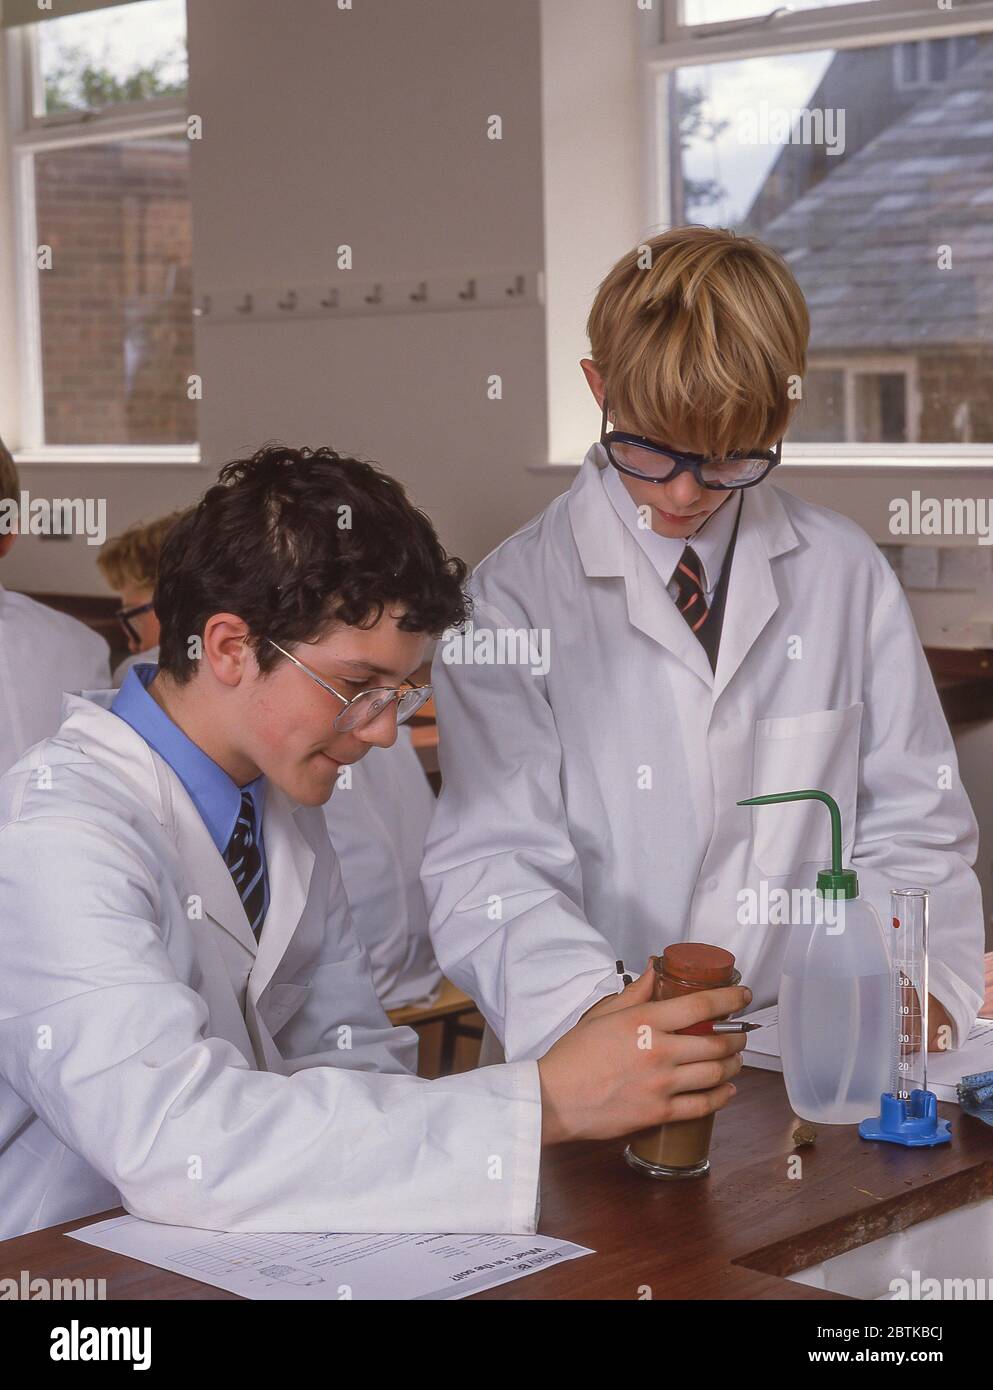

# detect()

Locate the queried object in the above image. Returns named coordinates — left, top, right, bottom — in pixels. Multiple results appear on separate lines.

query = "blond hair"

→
left=0, top=436, right=18, bottom=506
left=586, top=226, right=809, bottom=459
left=97, top=511, right=187, bottom=592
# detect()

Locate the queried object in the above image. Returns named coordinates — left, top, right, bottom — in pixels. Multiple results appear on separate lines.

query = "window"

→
left=648, top=0, right=993, bottom=458
left=893, top=35, right=978, bottom=90
left=798, top=359, right=917, bottom=442
left=5, top=0, right=196, bottom=453
left=35, top=0, right=186, bottom=116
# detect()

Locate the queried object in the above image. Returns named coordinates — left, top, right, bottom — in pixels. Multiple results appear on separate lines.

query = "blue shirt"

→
left=111, top=664, right=269, bottom=923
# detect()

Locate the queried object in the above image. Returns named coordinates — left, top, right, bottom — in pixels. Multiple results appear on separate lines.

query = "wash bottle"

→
left=738, top=789, right=892, bottom=1124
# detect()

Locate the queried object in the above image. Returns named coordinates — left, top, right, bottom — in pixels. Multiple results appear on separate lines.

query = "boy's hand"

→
left=536, top=984, right=752, bottom=1146
left=899, top=986, right=954, bottom=1054
left=577, top=961, right=656, bottom=1025
left=928, top=996, right=952, bottom=1051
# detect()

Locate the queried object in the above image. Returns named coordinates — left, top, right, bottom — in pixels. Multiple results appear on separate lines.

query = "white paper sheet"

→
left=67, top=1215, right=593, bottom=1300
left=742, top=1005, right=993, bottom=1102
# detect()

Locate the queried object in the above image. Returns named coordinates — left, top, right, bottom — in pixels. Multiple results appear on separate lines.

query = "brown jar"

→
left=624, top=943, right=740, bottom=1180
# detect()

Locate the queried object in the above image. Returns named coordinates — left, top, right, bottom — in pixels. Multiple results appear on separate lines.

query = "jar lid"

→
left=660, top=942, right=736, bottom=985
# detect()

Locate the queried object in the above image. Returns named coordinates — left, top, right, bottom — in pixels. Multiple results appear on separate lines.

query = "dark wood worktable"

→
left=2, top=1066, right=990, bottom=1301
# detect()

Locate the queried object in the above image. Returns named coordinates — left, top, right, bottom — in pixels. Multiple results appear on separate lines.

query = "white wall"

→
left=0, top=465, right=203, bottom=594
left=187, top=0, right=563, bottom=567
left=1, top=0, right=567, bottom=598
left=540, top=0, right=656, bottom=464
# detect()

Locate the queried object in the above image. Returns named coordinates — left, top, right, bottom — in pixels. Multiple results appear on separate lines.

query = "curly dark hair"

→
left=155, top=444, right=470, bottom=683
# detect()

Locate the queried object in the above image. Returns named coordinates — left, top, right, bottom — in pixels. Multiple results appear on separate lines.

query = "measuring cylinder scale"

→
left=859, top=888, right=952, bottom=1147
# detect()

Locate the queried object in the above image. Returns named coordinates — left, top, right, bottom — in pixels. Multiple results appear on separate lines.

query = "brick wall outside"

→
left=35, top=138, right=197, bottom=446
left=919, top=351, right=993, bottom=443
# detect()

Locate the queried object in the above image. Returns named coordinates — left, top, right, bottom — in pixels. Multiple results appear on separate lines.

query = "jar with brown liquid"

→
left=624, top=942, right=740, bottom=1180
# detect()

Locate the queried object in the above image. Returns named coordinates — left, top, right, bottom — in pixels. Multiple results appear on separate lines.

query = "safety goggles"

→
left=600, top=400, right=781, bottom=490
left=266, top=639, right=433, bottom=733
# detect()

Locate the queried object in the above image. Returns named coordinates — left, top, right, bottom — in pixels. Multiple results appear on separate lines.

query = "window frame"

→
left=891, top=33, right=979, bottom=89
left=646, top=0, right=993, bottom=470
left=2, top=14, right=198, bottom=463
left=803, top=355, right=919, bottom=444
left=893, top=38, right=928, bottom=89
left=659, top=0, right=993, bottom=52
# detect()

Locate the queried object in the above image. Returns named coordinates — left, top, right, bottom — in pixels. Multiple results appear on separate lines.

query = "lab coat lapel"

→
left=53, top=692, right=260, bottom=957
left=568, top=450, right=714, bottom=688
left=711, top=484, right=800, bottom=704
left=172, top=789, right=259, bottom=958
left=247, top=789, right=315, bottom=1006
left=623, top=542, right=714, bottom=687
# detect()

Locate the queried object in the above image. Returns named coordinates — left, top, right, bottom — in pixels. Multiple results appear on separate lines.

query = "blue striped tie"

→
left=224, top=792, right=266, bottom=937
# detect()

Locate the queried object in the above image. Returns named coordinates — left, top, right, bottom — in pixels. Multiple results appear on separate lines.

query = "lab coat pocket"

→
left=260, top=982, right=312, bottom=1034
left=751, top=703, right=863, bottom=878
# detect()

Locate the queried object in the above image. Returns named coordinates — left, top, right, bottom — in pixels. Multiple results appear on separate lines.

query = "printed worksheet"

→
left=742, top=1005, right=993, bottom=1101
left=67, top=1216, right=593, bottom=1300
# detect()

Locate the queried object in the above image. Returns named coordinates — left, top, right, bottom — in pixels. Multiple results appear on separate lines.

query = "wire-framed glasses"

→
left=265, top=638, right=432, bottom=733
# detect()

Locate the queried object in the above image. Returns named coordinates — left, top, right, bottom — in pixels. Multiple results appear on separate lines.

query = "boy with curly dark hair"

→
left=0, top=444, right=749, bottom=1238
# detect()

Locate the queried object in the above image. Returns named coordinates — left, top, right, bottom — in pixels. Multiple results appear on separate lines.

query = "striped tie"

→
left=672, top=545, right=710, bottom=640
left=224, top=792, right=266, bottom=937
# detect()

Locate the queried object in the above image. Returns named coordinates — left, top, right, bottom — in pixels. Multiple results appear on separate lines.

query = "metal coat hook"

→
left=196, top=270, right=537, bottom=322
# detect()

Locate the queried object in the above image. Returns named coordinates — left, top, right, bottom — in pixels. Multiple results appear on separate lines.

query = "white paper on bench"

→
left=67, top=1215, right=593, bottom=1300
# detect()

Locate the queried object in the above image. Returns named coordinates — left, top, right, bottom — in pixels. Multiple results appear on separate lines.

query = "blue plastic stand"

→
left=859, top=1089, right=952, bottom=1147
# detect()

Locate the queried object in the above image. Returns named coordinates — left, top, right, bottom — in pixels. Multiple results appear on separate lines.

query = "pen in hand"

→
left=678, top=1021, right=761, bottom=1036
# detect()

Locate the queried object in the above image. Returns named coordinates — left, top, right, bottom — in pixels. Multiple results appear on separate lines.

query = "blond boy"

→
left=422, top=227, right=984, bottom=1064
left=97, top=512, right=185, bottom=681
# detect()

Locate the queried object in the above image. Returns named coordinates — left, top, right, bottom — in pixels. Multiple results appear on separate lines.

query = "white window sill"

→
left=13, top=445, right=202, bottom=468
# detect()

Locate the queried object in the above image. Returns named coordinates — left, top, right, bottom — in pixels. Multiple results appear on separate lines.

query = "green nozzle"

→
left=737, top=788, right=858, bottom=899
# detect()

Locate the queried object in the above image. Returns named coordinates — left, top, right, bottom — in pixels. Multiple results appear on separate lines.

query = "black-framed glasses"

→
left=266, top=639, right=433, bottom=733
left=600, top=399, right=781, bottom=489
left=115, top=600, right=155, bottom=645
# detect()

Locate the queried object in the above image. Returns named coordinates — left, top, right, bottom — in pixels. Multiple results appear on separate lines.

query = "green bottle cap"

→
left=815, top=867, right=859, bottom=900
left=737, top=789, right=859, bottom=899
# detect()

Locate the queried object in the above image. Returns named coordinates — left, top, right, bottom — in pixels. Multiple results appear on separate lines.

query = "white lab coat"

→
left=324, top=731, right=442, bottom=1009
left=0, top=579, right=110, bottom=777
left=0, top=691, right=540, bottom=1240
left=423, top=445, right=986, bottom=1062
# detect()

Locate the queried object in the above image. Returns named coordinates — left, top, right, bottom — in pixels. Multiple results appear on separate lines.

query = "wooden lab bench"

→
left=2, top=1059, right=991, bottom=1301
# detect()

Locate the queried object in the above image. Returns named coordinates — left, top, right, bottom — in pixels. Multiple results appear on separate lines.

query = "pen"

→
left=678, top=1021, right=762, bottom=1036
